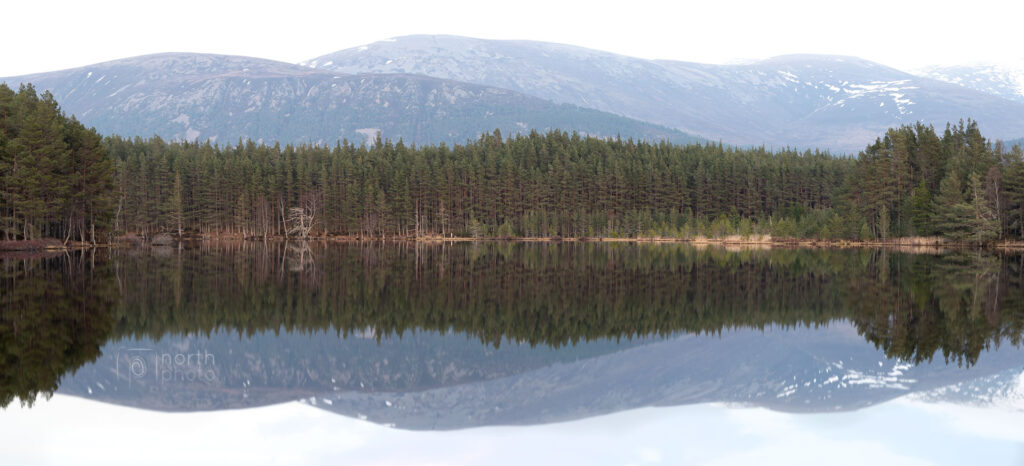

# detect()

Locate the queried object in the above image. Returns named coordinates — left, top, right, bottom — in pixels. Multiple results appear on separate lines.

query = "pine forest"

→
left=2, top=83, right=1024, bottom=244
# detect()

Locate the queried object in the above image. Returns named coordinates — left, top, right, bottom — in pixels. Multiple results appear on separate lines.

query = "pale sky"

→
left=4, top=0, right=1024, bottom=77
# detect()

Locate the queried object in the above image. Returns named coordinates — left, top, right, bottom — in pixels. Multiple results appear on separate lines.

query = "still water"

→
left=2, top=242, right=1023, bottom=464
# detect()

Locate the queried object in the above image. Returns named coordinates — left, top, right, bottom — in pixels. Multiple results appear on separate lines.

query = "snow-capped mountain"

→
left=915, top=62, right=1024, bottom=104
left=1, top=53, right=697, bottom=146
left=6, top=38, right=1021, bottom=153
left=306, top=35, right=1024, bottom=152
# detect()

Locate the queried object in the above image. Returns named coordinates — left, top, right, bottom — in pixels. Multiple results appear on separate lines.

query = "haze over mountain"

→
left=1, top=53, right=697, bottom=147
left=306, top=35, right=1024, bottom=152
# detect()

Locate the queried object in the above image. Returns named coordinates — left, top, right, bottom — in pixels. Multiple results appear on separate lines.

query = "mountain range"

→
left=59, top=324, right=1024, bottom=430
left=3, top=52, right=694, bottom=146
left=306, top=36, right=1024, bottom=152
left=4, top=35, right=1024, bottom=152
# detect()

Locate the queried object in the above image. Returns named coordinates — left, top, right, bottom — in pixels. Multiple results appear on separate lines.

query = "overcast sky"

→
left=4, top=0, right=1023, bottom=77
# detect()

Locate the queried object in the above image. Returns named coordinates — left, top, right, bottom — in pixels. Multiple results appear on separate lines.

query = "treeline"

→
left=3, top=85, right=1024, bottom=242
left=107, top=122, right=1023, bottom=242
left=107, top=130, right=848, bottom=240
left=846, top=122, right=1024, bottom=241
left=0, top=84, right=115, bottom=242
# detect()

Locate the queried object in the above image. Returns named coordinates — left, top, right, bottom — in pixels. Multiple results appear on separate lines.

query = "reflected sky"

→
left=2, top=394, right=1023, bottom=466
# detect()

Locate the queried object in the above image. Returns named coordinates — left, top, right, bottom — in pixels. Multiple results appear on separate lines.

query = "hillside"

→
left=1, top=53, right=698, bottom=147
left=915, top=62, right=1024, bottom=103
left=306, top=35, right=1024, bottom=152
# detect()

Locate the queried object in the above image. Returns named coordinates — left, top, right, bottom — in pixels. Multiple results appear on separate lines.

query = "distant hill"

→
left=7, top=39, right=1023, bottom=153
left=914, top=63, right=1024, bottom=104
left=306, top=35, right=1024, bottom=152
left=1, top=53, right=699, bottom=147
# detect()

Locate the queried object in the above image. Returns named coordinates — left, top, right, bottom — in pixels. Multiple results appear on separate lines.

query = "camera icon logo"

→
left=114, top=347, right=153, bottom=389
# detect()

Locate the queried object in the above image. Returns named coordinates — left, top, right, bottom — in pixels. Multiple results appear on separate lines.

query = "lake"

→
left=2, top=242, right=1023, bottom=464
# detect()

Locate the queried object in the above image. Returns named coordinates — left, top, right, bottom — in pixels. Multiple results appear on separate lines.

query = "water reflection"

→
left=104, top=243, right=1024, bottom=355
left=1, top=242, right=1023, bottom=426
left=0, top=251, right=117, bottom=407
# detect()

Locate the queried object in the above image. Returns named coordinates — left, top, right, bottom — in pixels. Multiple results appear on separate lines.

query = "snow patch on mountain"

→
left=826, top=80, right=917, bottom=115
left=772, top=359, right=919, bottom=404
left=915, top=61, right=1024, bottom=103
left=842, top=361, right=916, bottom=390
left=910, top=368, right=1024, bottom=410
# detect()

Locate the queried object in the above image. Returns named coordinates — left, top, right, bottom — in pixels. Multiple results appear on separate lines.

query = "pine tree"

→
left=932, top=172, right=972, bottom=241
left=966, top=172, right=1000, bottom=243
left=64, top=117, right=114, bottom=243
left=859, top=221, right=872, bottom=241
left=909, top=181, right=933, bottom=236
left=878, top=205, right=891, bottom=240
left=0, top=84, right=15, bottom=240
left=1003, top=152, right=1024, bottom=239
left=168, top=172, right=184, bottom=237
left=9, top=87, right=71, bottom=239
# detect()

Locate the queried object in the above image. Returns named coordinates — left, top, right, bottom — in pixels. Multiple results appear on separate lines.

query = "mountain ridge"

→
left=6, top=39, right=1024, bottom=153
left=306, top=35, right=1024, bottom=152
left=2, top=52, right=698, bottom=147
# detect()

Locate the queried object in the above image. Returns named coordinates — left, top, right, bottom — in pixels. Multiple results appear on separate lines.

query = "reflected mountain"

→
left=2, top=242, right=1023, bottom=428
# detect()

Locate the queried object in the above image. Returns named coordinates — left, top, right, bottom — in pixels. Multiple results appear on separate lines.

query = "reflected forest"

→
left=2, top=242, right=1023, bottom=408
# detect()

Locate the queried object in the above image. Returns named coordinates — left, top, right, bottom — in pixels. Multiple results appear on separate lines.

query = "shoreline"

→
left=4, top=235, right=1024, bottom=253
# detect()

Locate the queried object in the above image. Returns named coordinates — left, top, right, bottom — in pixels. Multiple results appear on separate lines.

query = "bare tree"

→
left=286, top=196, right=320, bottom=239
left=287, top=208, right=314, bottom=238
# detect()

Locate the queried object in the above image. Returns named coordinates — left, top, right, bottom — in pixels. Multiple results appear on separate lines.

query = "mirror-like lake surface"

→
left=2, top=242, right=1024, bottom=464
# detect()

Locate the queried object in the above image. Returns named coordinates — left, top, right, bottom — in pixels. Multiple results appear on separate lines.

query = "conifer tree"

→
left=168, top=172, right=184, bottom=237
left=64, top=117, right=114, bottom=243
left=1003, top=151, right=1024, bottom=239
left=933, top=172, right=972, bottom=241
left=0, top=85, right=114, bottom=242
left=910, top=181, right=934, bottom=236
left=966, top=172, right=1000, bottom=243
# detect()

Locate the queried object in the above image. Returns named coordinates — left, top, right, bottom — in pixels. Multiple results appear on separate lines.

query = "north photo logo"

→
left=113, top=347, right=217, bottom=390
